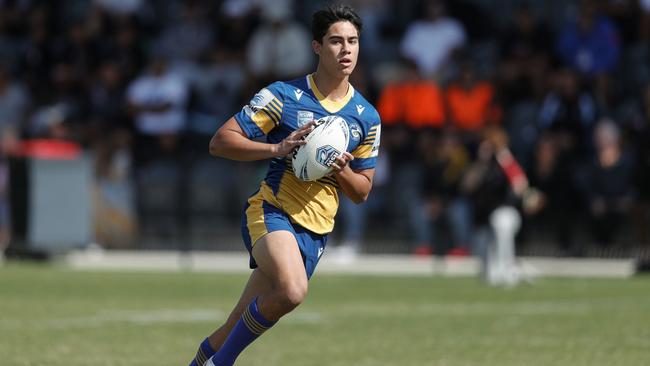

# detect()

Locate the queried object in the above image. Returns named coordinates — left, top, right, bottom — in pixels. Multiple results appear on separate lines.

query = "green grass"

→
left=1, top=263, right=649, bottom=366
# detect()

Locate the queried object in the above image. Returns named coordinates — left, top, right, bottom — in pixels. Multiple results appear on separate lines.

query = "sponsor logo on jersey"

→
left=356, top=104, right=365, bottom=115
left=297, top=111, right=314, bottom=127
left=294, top=88, right=303, bottom=101
left=246, top=88, right=274, bottom=116
left=349, top=122, right=362, bottom=142
left=316, top=145, right=341, bottom=167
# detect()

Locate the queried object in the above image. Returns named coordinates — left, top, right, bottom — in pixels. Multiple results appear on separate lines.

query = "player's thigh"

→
left=251, top=230, right=308, bottom=290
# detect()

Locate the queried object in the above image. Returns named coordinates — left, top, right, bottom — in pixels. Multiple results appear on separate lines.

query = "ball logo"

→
left=315, top=145, right=340, bottom=168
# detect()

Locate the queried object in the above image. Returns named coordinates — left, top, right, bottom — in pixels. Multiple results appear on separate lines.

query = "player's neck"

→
left=311, top=69, right=350, bottom=101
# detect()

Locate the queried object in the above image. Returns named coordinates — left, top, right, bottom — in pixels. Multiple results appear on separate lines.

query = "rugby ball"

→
left=292, top=115, right=350, bottom=181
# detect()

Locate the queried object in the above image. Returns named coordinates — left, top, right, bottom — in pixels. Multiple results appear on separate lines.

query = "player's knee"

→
left=278, top=281, right=308, bottom=310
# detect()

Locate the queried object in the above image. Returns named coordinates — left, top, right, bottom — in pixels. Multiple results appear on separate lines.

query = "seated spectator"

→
left=0, top=65, right=29, bottom=142
left=497, top=3, right=551, bottom=104
left=127, top=55, right=190, bottom=241
left=28, top=62, right=88, bottom=143
left=98, top=17, right=145, bottom=82
left=576, top=119, right=635, bottom=246
left=88, top=60, right=129, bottom=139
left=400, top=0, right=466, bottom=79
left=155, top=1, right=214, bottom=64
left=376, top=58, right=446, bottom=254
left=377, top=59, right=446, bottom=133
left=446, top=60, right=502, bottom=150
left=555, top=0, right=620, bottom=106
left=127, top=55, right=189, bottom=165
left=246, top=0, right=312, bottom=88
left=525, top=133, right=581, bottom=255
left=538, top=67, right=598, bottom=159
left=556, top=0, right=620, bottom=77
left=623, top=83, right=650, bottom=244
left=416, top=131, right=472, bottom=256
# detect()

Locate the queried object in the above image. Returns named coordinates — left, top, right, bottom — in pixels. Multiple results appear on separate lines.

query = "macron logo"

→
left=294, top=89, right=303, bottom=101
left=356, top=104, right=365, bottom=115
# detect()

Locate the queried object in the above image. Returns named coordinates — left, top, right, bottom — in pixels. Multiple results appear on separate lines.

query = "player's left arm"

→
left=332, top=153, right=374, bottom=204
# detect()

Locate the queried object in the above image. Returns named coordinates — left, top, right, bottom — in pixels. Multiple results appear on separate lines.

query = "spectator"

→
left=246, top=0, right=312, bottom=88
left=20, top=5, right=55, bottom=103
left=446, top=60, right=502, bottom=152
left=376, top=58, right=446, bottom=254
left=28, top=62, right=88, bottom=142
left=99, top=17, right=145, bottom=82
left=576, top=119, right=635, bottom=246
left=497, top=3, right=552, bottom=104
left=0, top=65, right=30, bottom=140
left=217, top=0, right=259, bottom=62
left=346, top=0, right=389, bottom=61
left=127, top=55, right=189, bottom=164
left=555, top=0, right=620, bottom=106
left=556, top=0, right=620, bottom=77
left=624, top=83, right=650, bottom=244
left=418, top=131, right=472, bottom=256
left=377, top=59, right=446, bottom=132
left=156, top=0, right=214, bottom=64
left=127, top=55, right=190, bottom=241
left=538, top=67, right=598, bottom=159
left=400, top=0, right=466, bottom=79
left=525, top=133, right=581, bottom=255
left=88, top=60, right=129, bottom=138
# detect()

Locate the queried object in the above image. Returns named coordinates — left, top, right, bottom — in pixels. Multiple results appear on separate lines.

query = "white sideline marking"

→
left=0, top=309, right=324, bottom=330
left=46, top=309, right=225, bottom=329
left=64, top=250, right=637, bottom=278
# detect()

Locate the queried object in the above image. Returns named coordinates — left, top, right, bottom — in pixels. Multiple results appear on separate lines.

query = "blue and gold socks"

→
left=206, top=298, right=275, bottom=366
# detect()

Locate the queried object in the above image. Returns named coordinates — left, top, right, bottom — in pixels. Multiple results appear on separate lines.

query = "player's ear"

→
left=312, top=40, right=321, bottom=55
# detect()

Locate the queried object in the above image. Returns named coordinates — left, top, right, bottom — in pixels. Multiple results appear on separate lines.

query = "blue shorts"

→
left=241, top=192, right=328, bottom=279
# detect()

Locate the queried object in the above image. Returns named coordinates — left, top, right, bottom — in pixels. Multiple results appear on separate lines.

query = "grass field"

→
left=1, top=263, right=649, bottom=366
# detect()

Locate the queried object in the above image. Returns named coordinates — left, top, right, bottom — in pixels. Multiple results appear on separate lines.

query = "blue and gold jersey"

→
left=234, top=74, right=381, bottom=235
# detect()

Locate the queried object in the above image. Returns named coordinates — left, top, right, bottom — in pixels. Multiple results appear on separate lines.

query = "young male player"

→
left=187, top=5, right=381, bottom=366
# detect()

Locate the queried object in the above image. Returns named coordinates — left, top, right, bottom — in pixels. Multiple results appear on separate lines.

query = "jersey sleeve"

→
left=350, top=111, right=381, bottom=171
left=234, top=82, right=284, bottom=139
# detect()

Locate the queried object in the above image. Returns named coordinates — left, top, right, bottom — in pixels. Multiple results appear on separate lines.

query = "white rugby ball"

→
left=292, top=115, right=350, bottom=181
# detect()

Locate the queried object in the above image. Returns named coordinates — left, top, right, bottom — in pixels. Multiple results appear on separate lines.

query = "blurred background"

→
left=2, top=0, right=650, bottom=265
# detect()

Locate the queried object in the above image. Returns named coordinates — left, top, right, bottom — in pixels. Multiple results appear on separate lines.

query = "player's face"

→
left=313, top=21, right=359, bottom=77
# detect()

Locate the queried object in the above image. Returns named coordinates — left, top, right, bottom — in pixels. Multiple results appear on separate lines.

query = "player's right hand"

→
left=274, top=121, right=316, bottom=157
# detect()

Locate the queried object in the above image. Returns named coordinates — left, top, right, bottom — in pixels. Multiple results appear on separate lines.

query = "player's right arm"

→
left=209, top=118, right=314, bottom=161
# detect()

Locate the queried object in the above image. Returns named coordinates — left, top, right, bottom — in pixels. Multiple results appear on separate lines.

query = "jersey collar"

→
left=307, top=74, right=355, bottom=114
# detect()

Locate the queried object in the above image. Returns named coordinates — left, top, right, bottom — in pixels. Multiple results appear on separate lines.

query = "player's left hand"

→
left=330, top=152, right=354, bottom=174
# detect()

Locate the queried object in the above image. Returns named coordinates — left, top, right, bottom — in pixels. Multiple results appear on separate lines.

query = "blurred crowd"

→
left=1, top=0, right=650, bottom=257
